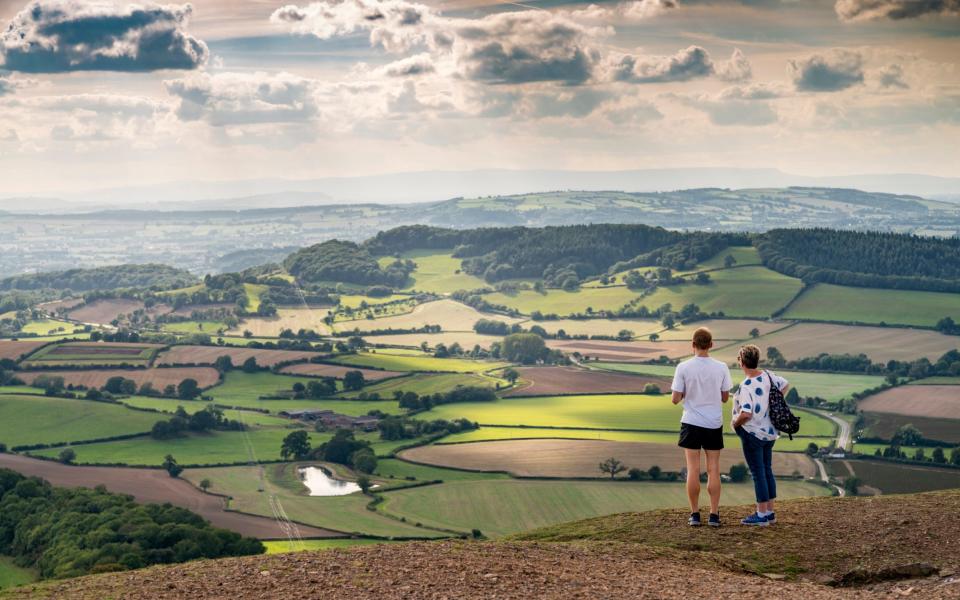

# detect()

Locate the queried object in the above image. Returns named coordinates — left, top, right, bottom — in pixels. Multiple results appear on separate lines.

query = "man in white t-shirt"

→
left=671, top=327, right=732, bottom=527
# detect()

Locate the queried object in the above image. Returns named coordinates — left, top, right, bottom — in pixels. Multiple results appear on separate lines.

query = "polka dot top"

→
left=733, top=371, right=789, bottom=442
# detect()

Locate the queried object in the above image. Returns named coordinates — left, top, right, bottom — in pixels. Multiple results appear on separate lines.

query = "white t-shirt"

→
left=671, top=356, right=733, bottom=430
left=733, top=371, right=789, bottom=442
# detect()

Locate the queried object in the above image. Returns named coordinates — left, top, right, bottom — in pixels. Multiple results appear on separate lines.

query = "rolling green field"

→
left=378, top=250, right=488, bottom=294
left=205, top=371, right=401, bottom=416
left=117, top=396, right=294, bottom=426
left=18, top=319, right=76, bottom=336
left=183, top=463, right=449, bottom=539
left=783, top=283, right=960, bottom=327
left=378, top=479, right=830, bottom=537
left=263, top=539, right=392, bottom=554
left=437, top=426, right=820, bottom=451
left=374, top=458, right=510, bottom=482
left=243, top=283, right=269, bottom=313
left=332, top=350, right=507, bottom=373
left=422, top=394, right=837, bottom=437
left=592, top=363, right=883, bottom=401
left=338, top=372, right=502, bottom=399
left=486, top=266, right=801, bottom=318
left=689, top=246, right=763, bottom=272
left=0, top=556, right=35, bottom=590
left=0, top=395, right=159, bottom=448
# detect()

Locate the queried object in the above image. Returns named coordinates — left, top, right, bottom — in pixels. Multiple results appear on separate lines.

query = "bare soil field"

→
left=363, top=331, right=503, bottom=350
left=656, top=319, right=793, bottom=341
left=337, top=300, right=522, bottom=333
left=503, top=366, right=671, bottom=397
left=859, top=385, right=960, bottom=419
left=400, top=439, right=817, bottom=478
left=0, top=453, right=339, bottom=539
left=157, top=345, right=320, bottom=367
left=19, top=367, right=221, bottom=390
left=279, top=363, right=404, bottom=381
left=713, top=323, right=960, bottom=364
left=47, top=345, right=145, bottom=356
left=228, top=308, right=332, bottom=337
left=68, top=299, right=170, bottom=324
left=518, top=318, right=661, bottom=338
left=36, top=298, right=84, bottom=314
left=0, top=340, right=48, bottom=361
left=862, top=412, right=960, bottom=444
left=547, top=339, right=693, bottom=362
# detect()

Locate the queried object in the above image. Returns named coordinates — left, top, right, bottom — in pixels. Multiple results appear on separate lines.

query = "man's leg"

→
left=705, top=449, right=722, bottom=515
left=684, top=448, right=702, bottom=513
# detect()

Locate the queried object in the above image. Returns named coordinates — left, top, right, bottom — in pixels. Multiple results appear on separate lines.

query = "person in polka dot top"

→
left=730, top=344, right=790, bottom=527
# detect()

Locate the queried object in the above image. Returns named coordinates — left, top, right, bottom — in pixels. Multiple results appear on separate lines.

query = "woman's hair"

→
left=739, top=345, right=761, bottom=369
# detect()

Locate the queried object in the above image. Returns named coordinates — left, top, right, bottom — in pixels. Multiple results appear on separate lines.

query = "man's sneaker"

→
left=740, top=512, right=769, bottom=527
left=708, top=513, right=721, bottom=527
left=688, top=512, right=702, bottom=527
left=765, top=512, right=776, bottom=524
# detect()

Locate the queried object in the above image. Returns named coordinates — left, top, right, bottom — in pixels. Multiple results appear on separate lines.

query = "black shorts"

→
left=678, top=423, right=724, bottom=451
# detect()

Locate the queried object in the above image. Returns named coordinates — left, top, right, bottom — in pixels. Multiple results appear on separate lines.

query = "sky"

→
left=0, top=0, right=957, bottom=197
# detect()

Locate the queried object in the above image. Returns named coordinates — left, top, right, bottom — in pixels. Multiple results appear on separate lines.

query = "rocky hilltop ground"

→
left=5, top=491, right=959, bottom=599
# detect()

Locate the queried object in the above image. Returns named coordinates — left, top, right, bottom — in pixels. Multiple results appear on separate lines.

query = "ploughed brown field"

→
left=862, top=412, right=960, bottom=444
left=400, top=439, right=818, bottom=478
left=20, top=367, right=221, bottom=390
left=0, top=340, right=49, bottom=361
left=503, top=366, right=671, bottom=397
left=547, top=339, right=692, bottom=362
left=36, top=297, right=85, bottom=313
left=858, top=385, right=960, bottom=419
left=279, top=362, right=404, bottom=381
left=68, top=298, right=171, bottom=324
left=0, top=453, right=339, bottom=540
left=169, top=303, right=234, bottom=317
left=156, top=345, right=320, bottom=367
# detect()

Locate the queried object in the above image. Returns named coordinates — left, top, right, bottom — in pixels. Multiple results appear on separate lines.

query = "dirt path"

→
left=0, top=454, right=342, bottom=540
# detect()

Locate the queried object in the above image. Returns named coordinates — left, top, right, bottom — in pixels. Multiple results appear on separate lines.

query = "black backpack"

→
left=765, top=370, right=800, bottom=439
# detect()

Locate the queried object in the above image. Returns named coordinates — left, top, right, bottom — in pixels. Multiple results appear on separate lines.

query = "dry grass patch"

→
left=519, top=318, right=661, bottom=338
left=715, top=323, right=960, bottom=364
left=0, top=340, right=48, bottom=361
left=400, top=439, right=817, bottom=478
left=229, top=308, right=333, bottom=337
left=68, top=299, right=168, bottom=324
left=656, top=319, right=792, bottom=342
left=858, top=385, right=960, bottom=419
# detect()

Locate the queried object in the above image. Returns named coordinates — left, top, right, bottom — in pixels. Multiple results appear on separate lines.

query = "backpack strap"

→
left=764, top=370, right=779, bottom=391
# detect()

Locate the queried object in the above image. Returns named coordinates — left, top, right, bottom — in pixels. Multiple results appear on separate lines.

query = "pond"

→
left=298, top=466, right=363, bottom=497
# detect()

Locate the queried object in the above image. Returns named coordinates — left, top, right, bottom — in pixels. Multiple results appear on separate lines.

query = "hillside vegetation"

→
left=0, top=265, right=197, bottom=293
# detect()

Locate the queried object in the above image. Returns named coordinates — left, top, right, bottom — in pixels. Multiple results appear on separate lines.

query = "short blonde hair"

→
left=692, top=327, right=713, bottom=350
left=739, top=345, right=761, bottom=369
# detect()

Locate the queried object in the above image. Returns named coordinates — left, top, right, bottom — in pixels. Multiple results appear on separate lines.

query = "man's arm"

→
left=672, top=391, right=684, bottom=405
left=720, top=391, right=730, bottom=404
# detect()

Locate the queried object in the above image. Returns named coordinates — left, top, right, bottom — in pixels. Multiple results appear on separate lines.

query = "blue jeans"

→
left=736, top=427, right=777, bottom=503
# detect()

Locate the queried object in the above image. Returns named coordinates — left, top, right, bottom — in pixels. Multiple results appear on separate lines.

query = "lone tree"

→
left=844, top=476, right=861, bottom=496
left=806, top=442, right=819, bottom=456
left=749, top=328, right=760, bottom=338
left=281, top=430, right=312, bottom=460
left=648, top=465, right=662, bottom=480
left=214, top=355, right=233, bottom=373
left=162, top=454, right=183, bottom=478
left=501, top=333, right=547, bottom=365
left=242, top=357, right=259, bottom=373
left=357, top=475, right=372, bottom=495
left=648, top=333, right=660, bottom=342
left=729, top=463, right=749, bottom=483
left=343, top=370, right=366, bottom=391
left=58, top=448, right=76, bottom=465
left=502, top=367, right=520, bottom=385
left=599, top=457, right=627, bottom=479
left=724, top=255, right=737, bottom=268
left=177, top=378, right=200, bottom=400
left=199, top=478, right=212, bottom=492
left=891, top=424, right=923, bottom=447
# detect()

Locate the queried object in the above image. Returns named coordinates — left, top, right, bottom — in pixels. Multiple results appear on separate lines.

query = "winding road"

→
left=0, top=453, right=342, bottom=540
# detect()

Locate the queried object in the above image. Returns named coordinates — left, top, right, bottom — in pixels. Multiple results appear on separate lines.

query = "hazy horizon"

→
left=0, top=0, right=958, bottom=200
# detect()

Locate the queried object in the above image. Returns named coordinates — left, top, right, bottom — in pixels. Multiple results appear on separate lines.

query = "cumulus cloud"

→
left=715, top=48, right=752, bottom=82
left=877, top=63, right=908, bottom=89
left=164, top=72, right=320, bottom=126
left=0, top=0, right=208, bottom=73
left=608, top=45, right=714, bottom=84
left=272, top=1, right=619, bottom=85
left=377, top=53, right=435, bottom=77
left=679, top=91, right=779, bottom=126
left=788, top=50, right=864, bottom=92
left=0, top=73, right=16, bottom=96
left=568, top=0, right=677, bottom=21
left=835, top=0, right=960, bottom=21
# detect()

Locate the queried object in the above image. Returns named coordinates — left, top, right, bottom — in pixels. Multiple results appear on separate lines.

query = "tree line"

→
left=0, top=264, right=197, bottom=293
left=0, top=469, right=263, bottom=580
